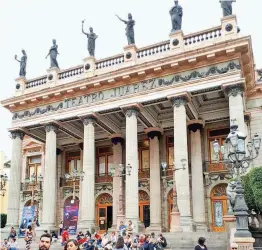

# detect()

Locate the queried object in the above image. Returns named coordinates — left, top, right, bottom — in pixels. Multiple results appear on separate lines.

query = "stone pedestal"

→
left=234, top=237, right=255, bottom=250
left=169, top=30, right=184, bottom=51
left=14, top=77, right=26, bottom=97
left=83, top=56, right=96, bottom=77
left=170, top=211, right=182, bottom=232
left=124, top=44, right=138, bottom=65
left=41, top=124, right=58, bottom=232
left=46, top=67, right=60, bottom=86
left=4, top=131, right=24, bottom=231
left=221, top=15, right=238, bottom=38
left=223, top=214, right=237, bottom=250
left=188, top=120, right=207, bottom=232
left=78, top=115, right=97, bottom=233
left=169, top=93, right=193, bottom=232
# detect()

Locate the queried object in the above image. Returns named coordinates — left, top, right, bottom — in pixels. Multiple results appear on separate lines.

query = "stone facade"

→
left=1, top=16, right=262, bottom=240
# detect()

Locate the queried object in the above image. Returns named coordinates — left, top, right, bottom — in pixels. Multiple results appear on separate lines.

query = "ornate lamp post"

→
left=110, top=163, right=132, bottom=177
left=64, top=169, right=85, bottom=203
left=0, top=172, right=8, bottom=196
left=161, top=159, right=186, bottom=231
left=213, top=123, right=261, bottom=237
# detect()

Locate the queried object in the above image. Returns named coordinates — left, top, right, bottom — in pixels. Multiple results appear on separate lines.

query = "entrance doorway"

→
left=96, top=193, right=113, bottom=233
left=139, top=190, right=150, bottom=228
left=210, top=184, right=228, bottom=232
left=167, top=189, right=174, bottom=231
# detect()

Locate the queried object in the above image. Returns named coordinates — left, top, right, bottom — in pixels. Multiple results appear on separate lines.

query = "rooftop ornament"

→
left=116, top=13, right=135, bottom=45
left=82, top=19, right=98, bottom=57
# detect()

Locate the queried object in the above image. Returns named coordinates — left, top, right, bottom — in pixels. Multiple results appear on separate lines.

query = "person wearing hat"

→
left=230, top=243, right=238, bottom=250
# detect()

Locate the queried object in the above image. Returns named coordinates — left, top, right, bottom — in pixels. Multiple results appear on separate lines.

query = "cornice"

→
left=1, top=36, right=252, bottom=111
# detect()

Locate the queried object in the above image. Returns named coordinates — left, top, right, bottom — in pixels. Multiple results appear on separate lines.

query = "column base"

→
left=234, top=237, right=255, bottom=250
left=78, top=221, right=99, bottom=234
left=192, top=222, right=207, bottom=232
left=170, top=211, right=182, bottom=232
left=146, top=223, right=163, bottom=234
left=180, top=215, right=193, bottom=232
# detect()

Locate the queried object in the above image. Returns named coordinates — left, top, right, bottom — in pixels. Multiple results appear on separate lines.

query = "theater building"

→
left=2, top=15, right=262, bottom=234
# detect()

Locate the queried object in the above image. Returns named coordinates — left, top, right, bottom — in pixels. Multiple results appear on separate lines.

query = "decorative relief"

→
left=82, top=115, right=97, bottom=125
left=139, top=190, right=149, bottom=201
left=170, top=96, right=187, bottom=108
left=97, top=193, right=113, bottom=204
left=225, top=23, right=233, bottom=32
left=11, top=131, right=25, bottom=140
left=224, top=84, right=244, bottom=97
left=12, top=61, right=241, bottom=121
left=44, top=123, right=59, bottom=133
left=95, top=184, right=113, bottom=195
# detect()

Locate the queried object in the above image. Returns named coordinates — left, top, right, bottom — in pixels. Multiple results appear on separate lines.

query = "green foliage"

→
left=0, top=214, right=7, bottom=228
left=249, top=167, right=262, bottom=212
left=242, top=173, right=256, bottom=211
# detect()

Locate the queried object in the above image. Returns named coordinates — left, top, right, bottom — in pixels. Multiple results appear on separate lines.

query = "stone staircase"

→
left=162, top=232, right=227, bottom=250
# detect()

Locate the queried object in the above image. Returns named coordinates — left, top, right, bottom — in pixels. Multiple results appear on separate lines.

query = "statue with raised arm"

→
left=14, top=50, right=27, bottom=77
left=46, top=39, right=59, bottom=68
left=116, top=13, right=135, bottom=45
left=220, top=0, right=236, bottom=17
left=170, top=0, right=183, bottom=33
left=82, top=20, right=98, bottom=57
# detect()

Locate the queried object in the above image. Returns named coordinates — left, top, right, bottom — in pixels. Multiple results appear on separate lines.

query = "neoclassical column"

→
left=169, top=93, right=193, bottom=232
left=78, top=115, right=96, bottom=232
left=224, top=83, right=245, bottom=133
left=111, top=135, right=124, bottom=230
left=123, top=105, right=140, bottom=232
left=41, top=123, right=58, bottom=230
left=145, top=128, right=162, bottom=232
left=6, top=130, right=24, bottom=228
left=188, top=120, right=206, bottom=231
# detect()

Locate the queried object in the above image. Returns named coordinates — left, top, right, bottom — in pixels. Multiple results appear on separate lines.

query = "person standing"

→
left=61, top=227, right=69, bottom=246
left=25, top=226, right=33, bottom=250
left=126, top=220, right=134, bottom=236
left=59, top=221, right=63, bottom=236
left=31, top=218, right=37, bottom=240
left=194, top=237, right=208, bottom=250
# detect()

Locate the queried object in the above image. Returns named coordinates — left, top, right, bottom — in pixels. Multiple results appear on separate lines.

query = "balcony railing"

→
left=203, top=160, right=232, bottom=173
left=20, top=182, right=42, bottom=192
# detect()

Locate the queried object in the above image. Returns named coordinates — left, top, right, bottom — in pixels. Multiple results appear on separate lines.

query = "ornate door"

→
left=211, top=184, right=228, bottom=232
left=138, top=190, right=150, bottom=228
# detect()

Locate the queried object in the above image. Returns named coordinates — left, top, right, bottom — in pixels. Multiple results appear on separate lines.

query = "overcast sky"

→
left=0, top=0, right=261, bottom=159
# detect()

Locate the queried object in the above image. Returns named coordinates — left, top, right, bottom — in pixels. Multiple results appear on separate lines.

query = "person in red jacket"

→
left=61, top=227, right=69, bottom=246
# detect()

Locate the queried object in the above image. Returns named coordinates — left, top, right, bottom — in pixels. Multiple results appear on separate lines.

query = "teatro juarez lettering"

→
left=12, top=60, right=240, bottom=120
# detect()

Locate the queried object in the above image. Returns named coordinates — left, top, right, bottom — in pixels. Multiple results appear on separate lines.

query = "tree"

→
left=0, top=214, right=7, bottom=228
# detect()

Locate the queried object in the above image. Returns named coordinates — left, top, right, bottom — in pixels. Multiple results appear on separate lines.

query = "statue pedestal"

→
left=223, top=214, right=236, bottom=250
left=47, top=67, right=60, bottom=86
left=14, top=76, right=26, bottom=97
left=83, top=56, right=96, bottom=77
left=234, top=237, right=255, bottom=250
left=221, top=15, right=238, bottom=38
left=170, top=210, right=182, bottom=232
left=123, top=44, right=137, bottom=65
left=169, top=30, right=184, bottom=52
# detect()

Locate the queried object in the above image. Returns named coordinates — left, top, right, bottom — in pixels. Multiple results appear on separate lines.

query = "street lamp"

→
left=64, top=169, right=85, bottom=203
left=110, top=163, right=132, bottom=177
left=161, top=159, right=186, bottom=213
left=0, top=172, right=8, bottom=196
left=213, top=123, right=261, bottom=238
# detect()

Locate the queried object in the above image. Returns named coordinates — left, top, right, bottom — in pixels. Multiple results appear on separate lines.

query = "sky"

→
left=0, top=0, right=261, bottom=159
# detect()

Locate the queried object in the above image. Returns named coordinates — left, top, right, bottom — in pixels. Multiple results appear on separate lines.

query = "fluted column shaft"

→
left=41, top=124, right=58, bottom=229
left=125, top=108, right=139, bottom=232
left=171, top=96, right=192, bottom=232
left=78, top=116, right=96, bottom=232
left=6, top=131, right=24, bottom=228
left=189, top=122, right=206, bottom=230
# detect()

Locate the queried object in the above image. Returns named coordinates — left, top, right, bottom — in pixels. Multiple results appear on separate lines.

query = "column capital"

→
left=81, top=115, right=97, bottom=125
left=121, top=104, right=141, bottom=117
left=10, top=130, right=25, bottom=140
left=44, top=123, right=59, bottom=133
left=222, top=82, right=245, bottom=97
left=110, top=134, right=124, bottom=145
left=187, top=120, right=204, bottom=132
left=144, top=127, right=163, bottom=139
left=168, top=92, right=191, bottom=108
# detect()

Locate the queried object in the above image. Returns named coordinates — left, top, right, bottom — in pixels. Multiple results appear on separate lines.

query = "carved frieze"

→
left=224, top=84, right=244, bottom=97
left=12, top=60, right=241, bottom=121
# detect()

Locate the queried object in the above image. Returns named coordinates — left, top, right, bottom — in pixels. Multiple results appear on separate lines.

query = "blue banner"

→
left=19, top=206, right=36, bottom=237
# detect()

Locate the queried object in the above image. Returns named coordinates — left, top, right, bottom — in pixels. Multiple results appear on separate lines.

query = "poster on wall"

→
left=19, top=206, right=36, bottom=237
left=63, top=199, right=79, bottom=235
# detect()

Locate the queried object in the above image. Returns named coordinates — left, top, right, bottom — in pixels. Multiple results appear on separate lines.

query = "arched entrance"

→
left=96, top=193, right=113, bottom=233
left=167, top=189, right=174, bottom=231
left=210, top=184, right=228, bottom=232
left=63, top=196, right=80, bottom=235
left=139, top=190, right=150, bottom=228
